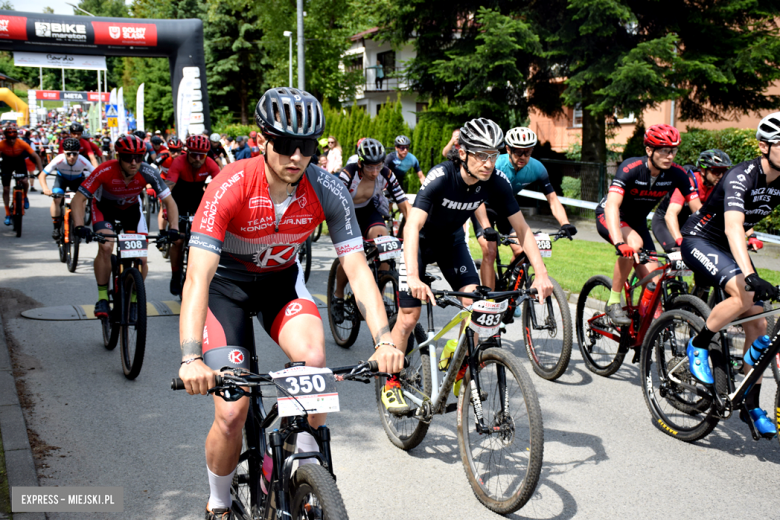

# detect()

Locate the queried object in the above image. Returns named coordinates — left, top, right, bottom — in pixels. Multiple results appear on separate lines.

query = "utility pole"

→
left=296, top=0, right=305, bottom=91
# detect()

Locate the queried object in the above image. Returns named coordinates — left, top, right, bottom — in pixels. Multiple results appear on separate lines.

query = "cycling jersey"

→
left=166, top=154, right=220, bottom=185
left=0, top=139, right=35, bottom=184
left=207, top=143, right=228, bottom=163
left=494, top=155, right=554, bottom=195
left=44, top=153, right=94, bottom=180
left=189, top=155, right=363, bottom=279
left=683, top=158, right=780, bottom=246
left=414, top=160, right=520, bottom=239
left=0, top=138, right=34, bottom=159
left=100, top=136, right=111, bottom=151
left=652, top=169, right=715, bottom=252
left=337, top=162, right=407, bottom=209
left=384, top=151, right=421, bottom=178
left=78, top=159, right=170, bottom=209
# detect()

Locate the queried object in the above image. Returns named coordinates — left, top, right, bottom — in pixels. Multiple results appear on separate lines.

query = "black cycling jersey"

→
left=100, top=136, right=111, bottom=151
left=414, top=160, right=520, bottom=238
left=596, top=156, right=697, bottom=222
left=683, top=158, right=780, bottom=246
left=207, top=143, right=228, bottom=163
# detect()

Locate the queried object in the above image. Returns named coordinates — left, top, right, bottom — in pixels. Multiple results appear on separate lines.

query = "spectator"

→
left=248, top=130, right=261, bottom=158
left=442, top=128, right=460, bottom=158
left=233, top=136, right=252, bottom=160
left=317, top=154, right=328, bottom=169
left=366, top=60, right=385, bottom=90
left=326, top=136, right=342, bottom=173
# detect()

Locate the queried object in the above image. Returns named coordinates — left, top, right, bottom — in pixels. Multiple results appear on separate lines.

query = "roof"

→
left=0, top=72, right=21, bottom=83
left=350, top=27, right=379, bottom=42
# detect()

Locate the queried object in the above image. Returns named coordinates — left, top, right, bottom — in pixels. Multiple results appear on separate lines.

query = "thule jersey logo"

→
left=442, top=198, right=482, bottom=211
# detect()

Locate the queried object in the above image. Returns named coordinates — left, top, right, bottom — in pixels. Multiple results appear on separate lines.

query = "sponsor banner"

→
left=87, top=92, right=110, bottom=102
left=14, top=51, right=107, bottom=71
left=0, top=15, right=27, bottom=40
left=91, top=21, right=157, bottom=47
left=32, top=20, right=89, bottom=44
left=32, top=90, right=110, bottom=102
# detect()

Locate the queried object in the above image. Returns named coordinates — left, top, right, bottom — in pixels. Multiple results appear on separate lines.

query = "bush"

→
left=212, top=123, right=257, bottom=139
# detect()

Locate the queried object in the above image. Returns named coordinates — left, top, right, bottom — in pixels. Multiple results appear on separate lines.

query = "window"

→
left=344, top=54, right=363, bottom=74
left=572, top=104, right=583, bottom=128
left=615, top=108, right=636, bottom=124
left=377, top=50, right=395, bottom=73
left=376, top=103, right=384, bottom=116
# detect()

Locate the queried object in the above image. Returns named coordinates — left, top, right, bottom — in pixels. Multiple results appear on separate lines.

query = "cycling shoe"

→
left=94, top=299, right=110, bottom=319
left=23, top=197, right=29, bottom=210
left=381, top=377, right=410, bottom=414
left=331, top=297, right=345, bottom=324
left=741, top=408, right=778, bottom=439
left=686, top=340, right=714, bottom=385
left=3, top=216, right=11, bottom=226
left=606, top=303, right=631, bottom=326
left=205, top=504, right=232, bottom=520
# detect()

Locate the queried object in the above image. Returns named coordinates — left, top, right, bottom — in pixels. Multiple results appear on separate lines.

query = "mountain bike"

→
left=311, top=222, right=323, bottom=242
left=172, top=360, right=388, bottom=519
left=50, top=192, right=82, bottom=272
left=577, top=250, right=708, bottom=377
left=298, top=236, right=312, bottom=283
left=475, top=230, right=572, bottom=380
left=9, top=171, right=30, bottom=237
left=177, top=212, right=195, bottom=298
left=376, top=280, right=544, bottom=514
left=89, top=226, right=171, bottom=379
left=640, top=294, right=780, bottom=445
left=327, top=236, right=404, bottom=348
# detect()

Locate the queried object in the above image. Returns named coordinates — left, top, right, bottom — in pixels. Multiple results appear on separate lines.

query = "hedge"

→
left=211, top=123, right=257, bottom=138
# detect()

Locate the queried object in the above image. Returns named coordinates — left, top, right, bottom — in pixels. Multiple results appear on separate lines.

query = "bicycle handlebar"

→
left=497, top=229, right=570, bottom=247
left=431, top=287, right=537, bottom=303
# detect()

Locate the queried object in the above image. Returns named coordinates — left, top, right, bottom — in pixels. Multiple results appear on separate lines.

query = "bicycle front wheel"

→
left=522, top=277, right=572, bottom=380
left=57, top=227, right=67, bottom=263
left=576, top=275, right=627, bottom=377
left=300, top=236, right=312, bottom=283
left=377, top=271, right=400, bottom=324
left=67, top=217, right=80, bottom=273
left=457, top=347, right=543, bottom=514
left=289, top=464, right=348, bottom=520
left=232, top=415, right=263, bottom=520
left=326, top=259, right=360, bottom=348
left=120, top=268, right=147, bottom=379
left=312, top=222, right=323, bottom=242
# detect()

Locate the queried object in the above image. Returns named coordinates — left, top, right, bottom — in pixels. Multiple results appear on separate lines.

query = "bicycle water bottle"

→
left=439, top=339, right=458, bottom=371
left=744, top=335, right=771, bottom=366
left=260, top=449, right=273, bottom=494
left=638, top=282, right=657, bottom=318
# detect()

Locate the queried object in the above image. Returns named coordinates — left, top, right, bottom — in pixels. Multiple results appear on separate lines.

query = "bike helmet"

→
left=458, top=118, right=504, bottom=152
left=505, top=127, right=537, bottom=148
left=167, top=137, right=183, bottom=151
left=69, top=122, right=84, bottom=133
left=357, top=138, right=386, bottom=164
left=756, top=112, right=780, bottom=142
left=186, top=134, right=211, bottom=153
left=150, top=136, right=164, bottom=146
left=696, top=149, right=732, bottom=170
left=3, top=124, right=17, bottom=138
left=644, top=124, right=681, bottom=147
left=209, top=132, right=221, bottom=142
left=114, top=134, right=146, bottom=154
left=133, top=130, right=147, bottom=140
left=63, top=138, right=80, bottom=152
left=254, top=87, right=325, bottom=139
left=394, top=135, right=411, bottom=147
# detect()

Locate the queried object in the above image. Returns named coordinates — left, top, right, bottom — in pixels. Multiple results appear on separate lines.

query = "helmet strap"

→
left=461, top=152, right=479, bottom=179
left=648, top=151, right=663, bottom=172
left=763, top=143, right=780, bottom=173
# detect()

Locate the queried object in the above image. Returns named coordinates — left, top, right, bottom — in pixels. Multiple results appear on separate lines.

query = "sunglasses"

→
left=708, top=167, right=728, bottom=175
left=470, top=151, right=500, bottom=163
left=65, top=152, right=79, bottom=157
left=271, top=137, right=318, bottom=157
left=395, top=145, right=409, bottom=151
left=654, top=147, right=678, bottom=157
left=509, top=147, right=533, bottom=158
left=118, top=153, right=144, bottom=164
left=188, top=152, right=206, bottom=159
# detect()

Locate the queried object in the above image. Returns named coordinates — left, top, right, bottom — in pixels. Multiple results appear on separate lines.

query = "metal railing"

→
left=359, top=66, right=409, bottom=92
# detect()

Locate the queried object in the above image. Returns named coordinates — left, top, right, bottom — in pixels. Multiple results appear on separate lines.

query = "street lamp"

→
left=283, top=31, right=293, bottom=88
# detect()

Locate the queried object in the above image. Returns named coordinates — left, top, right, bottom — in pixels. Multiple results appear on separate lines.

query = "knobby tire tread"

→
left=576, top=275, right=626, bottom=377
left=522, top=276, right=573, bottom=380
left=120, top=268, right=147, bottom=379
left=290, top=464, right=349, bottom=520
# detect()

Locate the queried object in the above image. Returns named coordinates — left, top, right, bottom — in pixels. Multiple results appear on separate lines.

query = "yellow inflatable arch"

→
left=0, top=87, right=28, bottom=125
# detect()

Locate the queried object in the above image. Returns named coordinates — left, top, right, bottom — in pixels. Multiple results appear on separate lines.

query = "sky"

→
left=3, top=0, right=131, bottom=15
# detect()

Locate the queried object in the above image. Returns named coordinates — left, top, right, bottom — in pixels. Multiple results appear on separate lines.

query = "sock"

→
left=692, top=325, right=716, bottom=350
left=745, top=383, right=762, bottom=410
left=607, top=290, right=622, bottom=306
left=296, top=431, right=319, bottom=466
left=97, top=284, right=109, bottom=301
left=4, top=205, right=9, bottom=216
left=206, top=466, right=236, bottom=511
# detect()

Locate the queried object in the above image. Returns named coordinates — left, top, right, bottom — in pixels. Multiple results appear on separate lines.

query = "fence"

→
left=361, top=66, right=409, bottom=93
left=531, top=159, right=609, bottom=218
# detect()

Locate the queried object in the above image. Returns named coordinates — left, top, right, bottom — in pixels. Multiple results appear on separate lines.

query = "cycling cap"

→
left=150, top=136, right=164, bottom=145
left=133, top=130, right=147, bottom=140
left=756, top=112, right=780, bottom=142
left=394, top=135, right=411, bottom=146
left=696, top=149, right=732, bottom=170
left=644, top=124, right=681, bottom=147
left=69, top=122, right=84, bottom=133
left=459, top=118, right=504, bottom=152
left=114, top=134, right=146, bottom=154
left=255, top=87, right=324, bottom=139
left=187, top=134, right=211, bottom=153
left=209, top=132, right=221, bottom=142
left=505, top=127, right=537, bottom=148
left=63, top=138, right=80, bottom=152
left=358, top=138, right=386, bottom=164
left=167, top=137, right=183, bottom=151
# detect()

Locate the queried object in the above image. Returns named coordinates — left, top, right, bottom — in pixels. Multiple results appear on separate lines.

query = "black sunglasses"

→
left=65, top=152, right=79, bottom=157
left=270, top=137, right=318, bottom=157
left=118, top=153, right=144, bottom=164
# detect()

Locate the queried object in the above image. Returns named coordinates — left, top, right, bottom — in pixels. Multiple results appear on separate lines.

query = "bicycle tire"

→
left=312, top=222, right=323, bottom=242
left=669, top=294, right=710, bottom=321
left=300, top=236, right=312, bottom=283
left=326, top=259, right=360, bottom=348
left=120, top=268, right=147, bottom=379
left=231, top=412, right=263, bottom=520
left=57, top=234, right=67, bottom=262
left=13, top=209, right=21, bottom=238
left=377, top=271, right=400, bottom=325
left=289, top=463, right=349, bottom=520
left=375, top=321, right=430, bottom=450
left=142, top=193, right=151, bottom=231
left=66, top=218, right=80, bottom=273
left=640, top=309, right=720, bottom=442
left=522, top=276, right=573, bottom=380
left=576, top=275, right=627, bottom=377
left=772, top=319, right=780, bottom=384
left=457, top=347, right=543, bottom=514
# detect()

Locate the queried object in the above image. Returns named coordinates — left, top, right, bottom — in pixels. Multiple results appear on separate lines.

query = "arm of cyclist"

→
left=70, top=191, right=88, bottom=228
left=507, top=211, right=554, bottom=301
left=87, top=151, right=98, bottom=168
left=37, top=168, right=52, bottom=195
left=30, top=151, right=43, bottom=172
left=161, top=194, right=179, bottom=236
left=604, top=191, right=639, bottom=263
left=397, top=199, right=412, bottom=220
left=403, top=207, right=436, bottom=304
left=473, top=204, right=497, bottom=241
left=546, top=191, right=576, bottom=237
left=416, top=169, right=425, bottom=184
left=665, top=200, right=685, bottom=246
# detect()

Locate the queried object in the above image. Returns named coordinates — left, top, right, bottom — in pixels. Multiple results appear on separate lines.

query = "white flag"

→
left=118, top=87, right=127, bottom=135
left=136, top=83, right=145, bottom=133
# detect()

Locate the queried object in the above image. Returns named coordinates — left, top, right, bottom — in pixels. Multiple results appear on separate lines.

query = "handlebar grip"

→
left=367, top=360, right=379, bottom=372
left=171, top=378, right=185, bottom=390
left=529, top=288, right=538, bottom=295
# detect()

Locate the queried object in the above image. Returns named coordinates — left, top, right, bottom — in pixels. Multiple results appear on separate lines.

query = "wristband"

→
left=374, top=341, right=396, bottom=350
left=181, top=356, right=203, bottom=365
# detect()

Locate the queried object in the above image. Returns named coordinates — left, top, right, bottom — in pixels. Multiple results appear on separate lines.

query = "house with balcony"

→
left=341, top=27, right=424, bottom=129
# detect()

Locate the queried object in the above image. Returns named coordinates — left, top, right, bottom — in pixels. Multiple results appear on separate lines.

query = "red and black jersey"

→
left=78, top=159, right=170, bottom=209
left=166, top=154, right=220, bottom=185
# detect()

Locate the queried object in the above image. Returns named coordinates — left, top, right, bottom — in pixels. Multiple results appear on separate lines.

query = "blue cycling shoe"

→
left=741, top=408, right=778, bottom=439
left=23, top=197, right=29, bottom=210
left=686, top=339, right=714, bottom=385
left=514, top=304, right=522, bottom=318
left=3, top=216, right=10, bottom=226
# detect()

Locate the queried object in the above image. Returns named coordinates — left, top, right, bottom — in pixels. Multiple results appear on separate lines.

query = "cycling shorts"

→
left=355, top=204, right=386, bottom=239
left=680, top=236, right=757, bottom=291
left=398, top=230, right=480, bottom=308
left=595, top=212, right=655, bottom=253
left=202, top=264, right=319, bottom=370
left=1, top=158, right=27, bottom=187
left=91, top=197, right=148, bottom=235
left=53, top=176, right=84, bottom=194
left=651, top=211, right=677, bottom=253
left=470, top=206, right=513, bottom=237
left=171, top=181, right=206, bottom=220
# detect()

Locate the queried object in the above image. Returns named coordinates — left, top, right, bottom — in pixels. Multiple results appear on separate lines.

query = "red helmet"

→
left=186, top=134, right=211, bottom=153
left=114, top=134, right=146, bottom=154
left=167, top=137, right=183, bottom=151
left=644, top=124, right=681, bottom=148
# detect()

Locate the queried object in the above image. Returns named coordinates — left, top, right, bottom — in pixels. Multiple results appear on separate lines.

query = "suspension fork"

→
left=466, top=329, right=491, bottom=434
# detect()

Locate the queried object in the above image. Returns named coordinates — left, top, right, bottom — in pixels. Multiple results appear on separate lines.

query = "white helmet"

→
left=756, top=112, right=780, bottom=142
left=459, top=118, right=504, bottom=152
left=210, top=132, right=221, bottom=142
left=505, top=127, right=537, bottom=148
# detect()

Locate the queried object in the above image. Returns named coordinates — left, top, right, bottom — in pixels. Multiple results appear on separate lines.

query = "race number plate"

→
left=667, top=252, right=692, bottom=276
left=64, top=192, right=75, bottom=205
left=469, top=300, right=509, bottom=337
left=118, top=234, right=148, bottom=258
left=535, top=233, right=552, bottom=257
left=270, top=366, right=340, bottom=417
left=374, top=235, right=403, bottom=261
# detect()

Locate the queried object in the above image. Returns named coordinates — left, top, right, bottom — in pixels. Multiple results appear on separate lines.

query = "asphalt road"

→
left=1, top=192, right=779, bottom=519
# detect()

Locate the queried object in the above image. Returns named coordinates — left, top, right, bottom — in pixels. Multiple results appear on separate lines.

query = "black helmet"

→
left=150, top=136, right=164, bottom=146
left=255, top=87, right=324, bottom=139
left=134, top=130, right=147, bottom=140
left=696, top=149, right=732, bottom=170
left=63, top=138, right=80, bottom=152
left=69, top=122, right=83, bottom=133
left=394, top=135, right=411, bottom=147
left=358, top=138, right=386, bottom=165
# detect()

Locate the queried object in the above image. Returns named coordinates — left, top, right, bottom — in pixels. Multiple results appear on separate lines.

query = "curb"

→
left=0, top=313, right=45, bottom=520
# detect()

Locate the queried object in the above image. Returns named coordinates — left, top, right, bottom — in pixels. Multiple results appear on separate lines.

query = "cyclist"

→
left=100, top=131, right=112, bottom=160
left=70, top=134, right=180, bottom=319
left=154, top=137, right=185, bottom=239
left=38, top=138, right=95, bottom=240
left=385, top=135, right=425, bottom=185
left=166, top=135, right=221, bottom=296
left=59, top=122, right=98, bottom=167
left=1, top=124, right=42, bottom=225
left=176, top=88, right=403, bottom=520
left=473, top=126, right=577, bottom=290
left=207, top=132, right=232, bottom=165
left=332, top=137, right=412, bottom=320
left=681, top=113, right=780, bottom=437
left=150, top=136, right=168, bottom=163
left=387, top=118, right=554, bottom=413
left=595, top=124, right=701, bottom=326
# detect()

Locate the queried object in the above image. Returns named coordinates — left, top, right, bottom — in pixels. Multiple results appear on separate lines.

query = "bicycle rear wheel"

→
left=120, top=268, right=147, bottom=379
left=377, top=271, right=400, bottom=324
left=289, top=464, right=348, bottom=520
left=312, top=222, right=323, bottom=242
left=13, top=190, right=22, bottom=237
left=522, top=276, right=572, bottom=380
left=576, top=275, right=627, bottom=377
left=326, top=259, right=360, bottom=348
left=457, top=347, right=543, bottom=514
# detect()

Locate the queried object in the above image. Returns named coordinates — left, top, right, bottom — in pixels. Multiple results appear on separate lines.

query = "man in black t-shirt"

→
left=207, top=133, right=231, bottom=166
